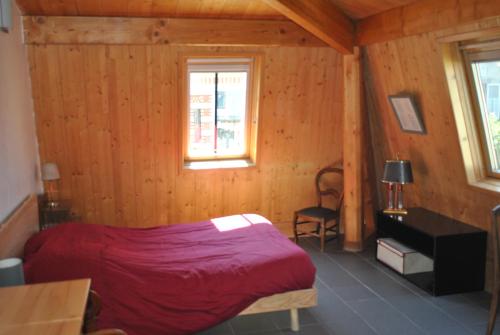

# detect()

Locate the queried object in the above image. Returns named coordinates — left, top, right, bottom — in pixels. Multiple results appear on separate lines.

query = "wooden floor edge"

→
left=238, top=287, right=317, bottom=315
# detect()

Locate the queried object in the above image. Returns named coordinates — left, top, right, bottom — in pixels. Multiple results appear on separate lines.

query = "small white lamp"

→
left=41, top=162, right=60, bottom=207
left=0, top=0, right=12, bottom=33
left=0, top=258, right=24, bottom=287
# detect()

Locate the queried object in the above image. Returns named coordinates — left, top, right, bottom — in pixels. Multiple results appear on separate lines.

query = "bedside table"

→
left=39, top=200, right=73, bottom=230
left=376, top=208, right=487, bottom=296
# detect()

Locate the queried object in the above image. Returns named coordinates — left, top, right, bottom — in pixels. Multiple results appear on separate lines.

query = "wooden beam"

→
left=357, top=0, right=500, bottom=46
left=22, top=16, right=327, bottom=47
left=263, top=0, right=354, bottom=54
left=343, top=47, right=363, bottom=252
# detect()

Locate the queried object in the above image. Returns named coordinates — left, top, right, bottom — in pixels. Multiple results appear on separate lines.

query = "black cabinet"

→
left=377, top=208, right=487, bottom=296
left=39, top=200, right=72, bottom=230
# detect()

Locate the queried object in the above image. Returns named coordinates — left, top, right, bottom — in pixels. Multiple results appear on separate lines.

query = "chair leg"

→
left=320, top=220, right=326, bottom=252
left=487, top=287, right=499, bottom=335
left=336, top=219, right=340, bottom=241
left=488, top=209, right=500, bottom=335
left=293, top=213, right=299, bottom=244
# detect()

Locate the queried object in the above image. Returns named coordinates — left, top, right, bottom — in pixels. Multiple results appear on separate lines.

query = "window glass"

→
left=470, top=59, right=500, bottom=174
left=188, top=72, right=216, bottom=158
left=187, top=60, right=250, bottom=160
left=215, top=72, right=248, bottom=156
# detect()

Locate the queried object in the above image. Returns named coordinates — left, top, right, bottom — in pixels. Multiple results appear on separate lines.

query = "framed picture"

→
left=0, top=0, right=11, bottom=33
left=388, top=94, right=426, bottom=134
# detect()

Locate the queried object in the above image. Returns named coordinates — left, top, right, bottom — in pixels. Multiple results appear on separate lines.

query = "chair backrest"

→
left=492, top=205, right=500, bottom=278
left=315, top=166, right=343, bottom=210
left=83, top=290, right=102, bottom=333
left=83, top=290, right=127, bottom=335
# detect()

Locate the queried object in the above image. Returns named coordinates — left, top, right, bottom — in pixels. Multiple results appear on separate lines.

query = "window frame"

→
left=179, top=54, right=262, bottom=170
left=441, top=32, right=500, bottom=194
left=463, top=48, right=500, bottom=179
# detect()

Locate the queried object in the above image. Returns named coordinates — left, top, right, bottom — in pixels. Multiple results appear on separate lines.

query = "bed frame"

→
left=239, top=287, right=317, bottom=331
left=0, top=194, right=39, bottom=259
left=0, top=194, right=317, bottom=332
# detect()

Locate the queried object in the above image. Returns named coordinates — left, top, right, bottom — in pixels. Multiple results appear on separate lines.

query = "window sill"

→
left=184, top=159, right=255, bottom=170
left=469, top=178, right=500, bottom=195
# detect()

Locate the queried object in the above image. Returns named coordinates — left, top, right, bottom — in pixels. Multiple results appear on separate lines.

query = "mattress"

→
left=23, top=214, right=316, bottom=335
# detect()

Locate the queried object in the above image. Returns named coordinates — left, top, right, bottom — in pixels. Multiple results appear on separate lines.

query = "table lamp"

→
left=0, top=258, right=24, bottom=287
left=41, top=162, right=60, bottom=207
left=381, top=159, right=413, bottom=215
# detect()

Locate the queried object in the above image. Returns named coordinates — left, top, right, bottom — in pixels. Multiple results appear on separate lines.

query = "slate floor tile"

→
left=386, top=294, right=470, bottom=333
left=347, top=298, right=426, bottom=335
left=314, top=263, right=360, bottom=288
left=309, top=282, right=362, bottom=325
left=330, top=283, right=376, bottom=301
left=445, top=304, right=491, bottom=326
left=427, top=293, right=475, bottom=311
left=243, top=331, right=282, bottom=335
left=198, top=321, right=234, bottom=335
left=324, top=252, right=370, bottom=273
left=471, top=322, right=500, bottom=334
left=323, top=313, right=378, bottom=335
left=269, top=309, right=318, bottom=330
left=281, top=324, right=330, bottom=335
left=462, top=290, right=493, bottom=310
left=362, top=278, right=417, bottom=298
left=425, top=324, right=476, bottom=335
left=230, top=314, right=279, bottom=334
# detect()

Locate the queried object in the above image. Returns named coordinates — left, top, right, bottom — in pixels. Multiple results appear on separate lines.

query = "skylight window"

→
left=442, top=36, right=500, bottom=192
left=465, top=50, right=500, bottom=178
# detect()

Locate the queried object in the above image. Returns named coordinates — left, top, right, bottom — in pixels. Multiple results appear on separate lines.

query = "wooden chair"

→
left=487, top=205, right=500, bottom=335
left=293, top=166, right=343, bottom=252
left=83, top=290, right=127, bottom=335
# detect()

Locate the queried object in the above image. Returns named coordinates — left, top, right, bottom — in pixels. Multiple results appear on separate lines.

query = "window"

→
left=463, top=47, right=500, bottom=178
left=182, top=56, right=260, bottom=169
left=441, top=35, right=500, bottom=192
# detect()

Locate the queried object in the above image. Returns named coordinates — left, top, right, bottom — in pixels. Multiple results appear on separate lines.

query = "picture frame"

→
left=388, top=94, right=426, bottom=134
left=0, top=0, right=11, bottom=33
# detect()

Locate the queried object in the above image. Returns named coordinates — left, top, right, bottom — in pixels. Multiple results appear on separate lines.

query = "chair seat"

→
left=296, top=206, right=339, bottom=222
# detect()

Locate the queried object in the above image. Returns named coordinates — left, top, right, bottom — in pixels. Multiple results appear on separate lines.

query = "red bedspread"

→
left=23, top=214, right=315, bottom=335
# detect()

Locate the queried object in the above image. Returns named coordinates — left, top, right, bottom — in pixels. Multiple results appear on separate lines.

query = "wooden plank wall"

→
left=28, top=45, right=343, bottom=234
left=363, top=17, right=500, bottom=286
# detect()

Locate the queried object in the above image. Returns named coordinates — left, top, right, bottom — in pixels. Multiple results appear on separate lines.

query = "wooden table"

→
left=0, top=279, right=90, bottom=335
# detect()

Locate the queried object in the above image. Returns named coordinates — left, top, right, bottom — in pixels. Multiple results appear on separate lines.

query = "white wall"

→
left=0, top=2, right=40, bottom=221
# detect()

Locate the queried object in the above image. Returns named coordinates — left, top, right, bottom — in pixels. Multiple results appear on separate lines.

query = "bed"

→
left=1, top=194, right=317, bottom=335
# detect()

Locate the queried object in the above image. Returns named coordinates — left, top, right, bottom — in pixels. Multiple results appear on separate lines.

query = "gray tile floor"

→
left=199, top=238, right=497, bottom=335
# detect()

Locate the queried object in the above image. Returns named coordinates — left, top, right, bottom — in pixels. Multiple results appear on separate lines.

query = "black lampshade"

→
left=382, top=160, right=413, bottom=184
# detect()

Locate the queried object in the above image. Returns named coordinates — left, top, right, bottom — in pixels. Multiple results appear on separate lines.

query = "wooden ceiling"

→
left=15, top=0, right=285, bottom=20
left=16, top=0, right=419, bottom=20
left=330, top=0, right=418, bottom=19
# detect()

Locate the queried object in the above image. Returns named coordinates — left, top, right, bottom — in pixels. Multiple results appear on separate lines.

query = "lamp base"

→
left=47, top=201, right=59, bottom=208
left=383, top=208, right=408, bottom=216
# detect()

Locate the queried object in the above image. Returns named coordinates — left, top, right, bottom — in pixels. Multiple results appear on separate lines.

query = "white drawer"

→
left=376, top=238, right=433, bottom=275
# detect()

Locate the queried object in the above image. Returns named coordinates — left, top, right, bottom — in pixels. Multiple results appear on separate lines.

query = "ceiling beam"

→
left=357, top=0, right=500, bottom=46
left=263, top=0, right=354, bottom=54
left=22, top=16, right=327, bottom=47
